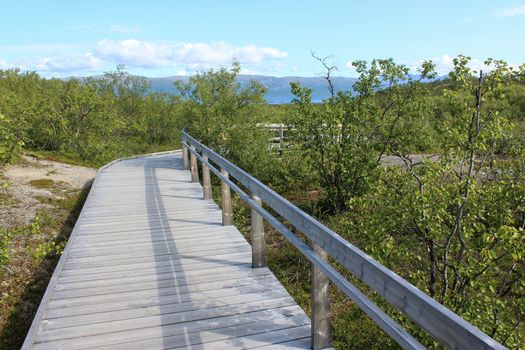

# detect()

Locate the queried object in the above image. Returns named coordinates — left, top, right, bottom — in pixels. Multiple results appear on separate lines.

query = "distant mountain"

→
left=73, top=73, right=444, bottom=104
left=146, top=75, right=359, bottom=104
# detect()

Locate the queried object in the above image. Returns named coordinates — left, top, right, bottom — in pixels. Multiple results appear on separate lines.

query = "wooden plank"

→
left=44, top=292, right=293, bottom=330
left=62, top=246, right=251, bottom=270
left=81, top=204, right=220, bottom=218
left=36, top=297, right=301, bottom=342
left=54, top=264, right=264, bottom=291
left=32, top=306, right=305, bottom=350
left=63, top=245, right=252, bottom=270
left=58, top=253, right=252, bottom=281
left=73, top=222, right=232, bottom=240
left=256, top=337, right=312, bottom=349
left=85, top=318, right=310, bottom=350
left=67, top=236, right=248, bottom=257
left=71, top=227, right=240, bottom=246
left=47, top=275, right=283, bottom=310
left=163, top=324, right=311, bottom=350
left=64, top=241, right=249, bottom=262
left=59, top=251, right=252, bottom=276
left=51, top=268, right=273, bottom=299
left=76, top=218, right=223, bottom=232
left=76, top=215, right=222, bottom=229
left=80, top=208, right=222, bottom=223
left=45, top=282, right=284, bottom=318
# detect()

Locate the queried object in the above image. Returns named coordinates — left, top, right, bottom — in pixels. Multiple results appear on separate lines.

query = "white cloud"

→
left=6, top=53, right=103, bottom=75
left=0, top=39, right=288, bottom=75
left=0, top=59, right=14, bottom=70
left=494, top=5, right=525, bottom=17
left=411, top=54, right=514, bottom=76
left=239, top=67, right=258, bottom=75
left=94, top=39, right=288, bottom=70
left=426, top=54, right=457, bottom=75
left=36, top=53, right=103, bottom=72
left=342, top=56, right=506, bottom=77
left=463, top=5, right=525, bottom=23
left=95, top=39, right=174, bottom=68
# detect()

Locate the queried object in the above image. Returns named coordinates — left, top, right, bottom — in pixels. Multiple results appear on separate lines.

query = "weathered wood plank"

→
left=73, top=223, right=232, bottom=240
left=37, top=297, right=301, bottom=342
left=54, top=265, right=265, bottom=291
left=47, top=274, right=282, bottom=310
left=60, top=251, right=252, bottom=276
left=63, top=245, right=253, bottom=270
left=88, top=320, right=311, bottom=350
left=58, top=254, right=252, bottom=281
left=63, top=241, right=250, bottom=263
left=32, top=306, right=305, bottom=350
left=51, top=268, right=273, bottom=299
left=44, top=293, right=294, bottom=330
left=71, top=228, right=241, bottom=247
left=45, top=282, right=285, bottom=318
left=67, top=236, right=248, bottom=258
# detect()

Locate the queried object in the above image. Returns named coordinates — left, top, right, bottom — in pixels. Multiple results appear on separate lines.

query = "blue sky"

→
left=1, top=0, right=524, bottom=77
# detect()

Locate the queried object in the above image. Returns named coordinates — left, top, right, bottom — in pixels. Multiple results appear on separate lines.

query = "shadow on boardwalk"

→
left=140, top=154, right=310, bottom=349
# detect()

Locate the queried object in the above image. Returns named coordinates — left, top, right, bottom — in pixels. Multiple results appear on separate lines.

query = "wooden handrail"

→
left=181, top=130, right=507, bottom=350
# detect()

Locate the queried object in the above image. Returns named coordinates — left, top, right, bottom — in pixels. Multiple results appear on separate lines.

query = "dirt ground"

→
left=0, top=155, right=96, bottom=227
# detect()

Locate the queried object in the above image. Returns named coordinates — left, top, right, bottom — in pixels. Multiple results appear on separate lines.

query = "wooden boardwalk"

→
left=23, top=151, right=311, bottom=350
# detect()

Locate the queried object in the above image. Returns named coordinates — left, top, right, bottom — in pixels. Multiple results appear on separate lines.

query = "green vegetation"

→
left=0, top=186, right=90, bottom=350
left=28, top=179, right=55, bottom=189
left=0, top=56, right=524, bottom=349
left=177, top=61, right=278, bottom=181
left=289, top=57, right=437, bottom=213
left=0, top=65, right=184, bottom=167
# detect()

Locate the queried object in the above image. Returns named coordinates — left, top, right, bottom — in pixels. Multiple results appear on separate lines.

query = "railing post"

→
left=190, top=145, right=199, bottom=183
left=182, top=142, right=189, bottom=170
left=251, top=195, right=266, bottom=268
left=202, top=152, right=212, bottom=200
left=278, top=124, right=284, bottom=155
left=220, top=168, right=233, bottom=226
left=312, top=243, right=331, bottom=350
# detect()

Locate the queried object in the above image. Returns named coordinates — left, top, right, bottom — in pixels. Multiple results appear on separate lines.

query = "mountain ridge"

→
left=145, top=74, right=359, bottom=104
left=71, top=73, right=442, bottom=104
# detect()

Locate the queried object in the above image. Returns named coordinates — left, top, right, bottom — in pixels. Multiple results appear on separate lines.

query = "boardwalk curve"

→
left=22, top=151, right=311, bottom=349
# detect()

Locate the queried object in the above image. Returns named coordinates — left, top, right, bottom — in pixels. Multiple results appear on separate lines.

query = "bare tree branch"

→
left=312, top=51, right=338, bottom=98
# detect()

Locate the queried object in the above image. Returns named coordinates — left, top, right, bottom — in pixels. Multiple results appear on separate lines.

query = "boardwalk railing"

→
left=262, top=123, right=287, bottom=155
left=181, top=130, right=506, bottom=350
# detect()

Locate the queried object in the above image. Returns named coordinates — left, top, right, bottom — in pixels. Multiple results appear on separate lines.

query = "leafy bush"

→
left=0, top=67, right=185, bottom=165
left=289, top=58, right=436, bottom=213
left=320, top=57, right=525, bottom=347
left=0, top=113, right=25, bottom=165
left=177, top=60, right=280, bottom=182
